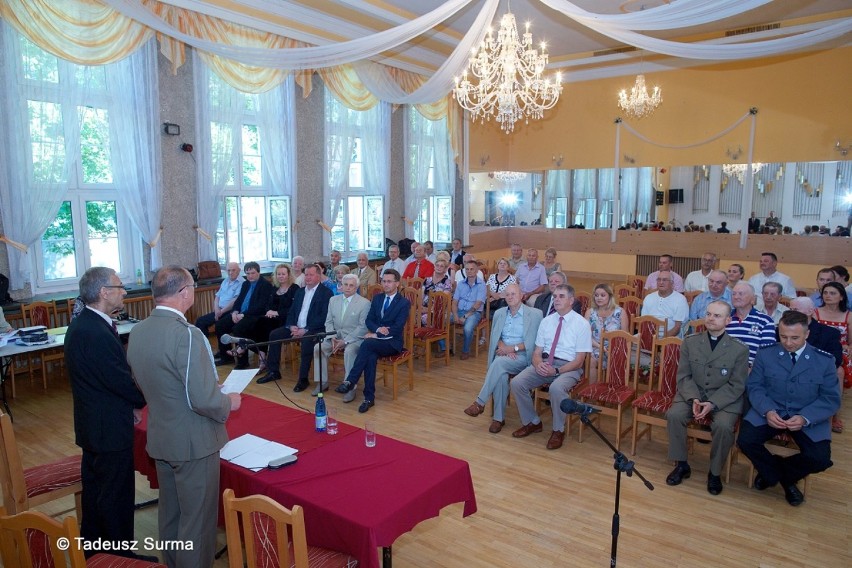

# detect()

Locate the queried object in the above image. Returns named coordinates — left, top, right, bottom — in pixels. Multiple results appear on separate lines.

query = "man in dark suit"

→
left=785, top=296, right=843, bottom=370
left=717, top=221, right=731, bottom=233
left=214, top=261, right=274, bottom=368
left=534, top=272, right=582, bottom=316
left=737, top=311, right=841, bottom=506
left=747, top=212, right=761, bottom=234
left=335, top=269, right=411, bottom=413
left=258, top=263, right=333, bottom=391
left=665, top=300, right=749, bottom=495
left=65, top=267, right=149, bottom=559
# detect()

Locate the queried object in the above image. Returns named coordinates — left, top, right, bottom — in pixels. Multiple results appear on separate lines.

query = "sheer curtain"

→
left=108, top=38, right=163, bottom=270
left=0, top=22, right=91, bottom=288
left=598, top=169, right=615, bottom=229
left=545, top=169, right=569, bottom=228
left=360, top=100, right=391, bottom=212
left=324, top=94, right=356, bottom=254
left=404, top=109, right=453, bottom=238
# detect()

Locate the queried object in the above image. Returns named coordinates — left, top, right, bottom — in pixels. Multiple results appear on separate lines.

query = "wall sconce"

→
left=480, top=155, right=490, bottom=167
left=163, top=122, right=180, bottom=136
left=552, top=154, right=563, bottom=167
left=836, top=140, right=850, bottom=157
left=726, top=146, right=743, bottom=161
left=623, top=154, right=635, bottom=164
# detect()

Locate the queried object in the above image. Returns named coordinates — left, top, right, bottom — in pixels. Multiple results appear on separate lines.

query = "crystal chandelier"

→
left=617, top=74, right=662, bottom=119
left=722, top=163, right=764, bottom=183
left=454, top=13, right=562, bottom=133
left=492, top=171, right=528, bottom=183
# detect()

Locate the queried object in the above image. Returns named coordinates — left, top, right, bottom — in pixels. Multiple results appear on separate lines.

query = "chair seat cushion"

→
left=579, top=384, right=635, bottom=405
left=379, top=349, right=410, bottom=364
left=24, top=454, right=82, bottom=499
left=303, top=545, right=359, bottom=568
left=88, top=553, right=167, bottom=567
left=414, top=327, right=445, bottom=339
left=632, top=392, right=673, bottom=414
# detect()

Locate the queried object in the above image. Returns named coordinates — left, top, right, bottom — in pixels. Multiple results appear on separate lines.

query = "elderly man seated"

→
left=640, top=270, right=689, bottom=338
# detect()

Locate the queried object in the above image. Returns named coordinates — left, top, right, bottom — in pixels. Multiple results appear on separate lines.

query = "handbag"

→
left=197, top=260, right=222, bottom=281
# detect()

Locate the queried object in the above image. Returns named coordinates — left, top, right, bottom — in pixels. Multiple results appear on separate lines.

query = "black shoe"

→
left=753, top=474, right=777, bottom=491
left=257, top=372, right=281, bottom=384
left=130, top=553, right=160, bottom=563
left=783, top=484, right=804, bottom=506
left=707, top=473, right=723, bottom=495
left=215, top=357, right=234, bottom=366
left=665, top=463, right=692, bottom=486
left=335, top=381, right=355, bottom=394
left=293, top=380, right=309, bottom=393
left=358, top=399, right=375, bottom=413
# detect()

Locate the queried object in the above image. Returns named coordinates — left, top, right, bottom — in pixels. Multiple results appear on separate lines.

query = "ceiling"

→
left=164, top=0, right=852, bottom=80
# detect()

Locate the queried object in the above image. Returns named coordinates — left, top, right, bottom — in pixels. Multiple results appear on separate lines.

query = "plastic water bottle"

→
left=136, top=269, right=143, bottom=285
left=315, top=392, right=327, bottom=432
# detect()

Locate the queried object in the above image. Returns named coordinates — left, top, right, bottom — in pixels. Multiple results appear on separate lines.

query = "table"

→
left=133, top=395, right=477, bottom=568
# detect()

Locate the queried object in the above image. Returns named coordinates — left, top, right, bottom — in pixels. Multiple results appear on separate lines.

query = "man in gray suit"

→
left=128, top=266, right=241, bottom=568
left=313, top=273, right=369, bottom=399
left=354, top=251, right=377, bottom=290
left=464, top=284, right=542, bottom=433
left=665, top=300, right=749, bottom=496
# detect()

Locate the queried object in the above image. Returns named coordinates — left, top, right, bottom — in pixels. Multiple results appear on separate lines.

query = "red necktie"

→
left=549, top=316, right=564, bottom=358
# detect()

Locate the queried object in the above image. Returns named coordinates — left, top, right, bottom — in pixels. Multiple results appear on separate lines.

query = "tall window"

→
left=405, top=109, right=454, bottom=244
left=9, top=35, right=140, bottom=290
left=325, top=92, right=389, bottom=254
left=206, top=72, right=294, bottom=264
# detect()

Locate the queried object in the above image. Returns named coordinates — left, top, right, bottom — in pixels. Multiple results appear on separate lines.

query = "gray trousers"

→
left=666, top=401, right=739, bottom=476
left=155, top=452, right=220, bottom=568
left=510, top=359, right=582, bottom=432
left=313, top=340, right=361, bottom=384
left=476, top=354, right=530, bottom=422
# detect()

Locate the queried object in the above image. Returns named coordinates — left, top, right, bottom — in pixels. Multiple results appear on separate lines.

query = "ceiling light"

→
left=492, top=171, right=527, bottom=183
left=618, top=74, right=662, bottom=119
left=722, top=163, right=764, bottom=183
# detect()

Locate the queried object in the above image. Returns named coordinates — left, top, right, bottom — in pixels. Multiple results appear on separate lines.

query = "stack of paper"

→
left=221, top=433, right=298, bottom=472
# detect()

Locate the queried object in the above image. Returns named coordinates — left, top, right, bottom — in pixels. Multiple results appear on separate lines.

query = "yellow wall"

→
left=470, top=46, right=852, bottom=171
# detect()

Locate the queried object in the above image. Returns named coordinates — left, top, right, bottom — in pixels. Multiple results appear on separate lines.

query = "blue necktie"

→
left=382, top=296, right=391, bottom=318
left=240, top=281, right=256, bottom=313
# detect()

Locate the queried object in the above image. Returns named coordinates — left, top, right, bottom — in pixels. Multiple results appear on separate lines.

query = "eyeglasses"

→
left=103, top=285, right=126, bottom=290
left=179, top=283, right=197, bottom=293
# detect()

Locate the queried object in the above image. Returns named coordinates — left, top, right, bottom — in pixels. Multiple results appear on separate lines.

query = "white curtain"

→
left=361, top=101, right=391, bottom=204
left=108, top=39, right=163, bottom=270
left=323, top=94, right=356, bottom=254
left=404, top=110, right=453, bottom=238
left=0, top=22, right=91, bottom=288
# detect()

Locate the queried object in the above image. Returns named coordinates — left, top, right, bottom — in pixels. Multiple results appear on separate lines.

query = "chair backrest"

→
left=650, top=337, right=682, bottom=396
left=686, top=318, right=706, bottom=335
left=223, top=488, right=309, bottom=568
left=0, top=507, right=87, bottom=568
left=617, top=295, right=643, bottom=328
left=22, top=301, right=58, bottom=328
left=401, top=277, right=424, bottom=290
left=683, top=290, right=701, bottom=306
left=366, top=284, right=384, bottom=301
left=400, top=287, right=423, bottom=327
left=0, top=413, right=27, bottom=516
left=122, top=295, right=156, bottom=320
left=627, top=275, right=646, bottom=297
left=574, top=291, right=591, bottom=316
left=614, top=284, right=633, bottom=299
left=632, top=315, right=665, bottom=353
left=427, top=291, right=452, bottom=333
left=597, top=330, right=639, bottom=389
left=403, top=303, right=417, bottom=350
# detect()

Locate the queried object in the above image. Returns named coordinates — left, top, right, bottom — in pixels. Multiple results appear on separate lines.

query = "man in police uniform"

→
left=665, top=300, right=749, bottom=495
left=737, top=310, right=840, bottom=506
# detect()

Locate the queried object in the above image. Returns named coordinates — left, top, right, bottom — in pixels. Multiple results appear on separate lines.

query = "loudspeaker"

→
left=655, top=191, right=664, bottom=206
left=668, top=188, right=684, bottom=204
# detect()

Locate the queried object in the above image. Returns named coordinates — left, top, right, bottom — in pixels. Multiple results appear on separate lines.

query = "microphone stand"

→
left=578, top=410, right=654, bottom=568
left=231, top=330, right=337, bottom=393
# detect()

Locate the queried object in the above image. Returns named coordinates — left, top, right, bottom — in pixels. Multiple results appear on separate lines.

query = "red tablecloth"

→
left=133, top=395, right=477, bottom=568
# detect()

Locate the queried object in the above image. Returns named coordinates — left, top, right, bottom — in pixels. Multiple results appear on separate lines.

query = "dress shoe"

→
left=234, top=361, right=249, bottom=370
left=488, top=420, right=505, bottom=434
left=311, top=384, right=329, bottom=396
left=783, top=484, right=805, bottom=506
left=342, top=388, right=357, bottom=403
left=707, top=473, right=723, bottom=495
left=753, top=474, right=777, bottom=491
left=512, top=422, right=543, bottom=438
left=215, top=357, right=234, bottom=367
left=257, top=372, right=281, bottom=384
left=293, top=380, right=309, bottom=393
left=335, top=381, right=355, bottom=394
left=460, top=352, right=470, bottom=361
left=546, top=430, right=565, bottom=450
left=358, top=399, right=374, bottom=413
left=130, top=553, right=160, bottom=563
left=665, top=463, right=692, bottom=486
left=464, top=401, right=485, bottom=417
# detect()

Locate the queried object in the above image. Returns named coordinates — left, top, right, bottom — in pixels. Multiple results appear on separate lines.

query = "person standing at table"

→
left=128, top=265, right=241, bottom=568
left=65, top=267, right=151, bottom=560
left=0, top=305, right=10, bottom=333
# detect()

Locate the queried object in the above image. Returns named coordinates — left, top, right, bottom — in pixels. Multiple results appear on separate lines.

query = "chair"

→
left=222, top=488, right=357, bottom=568
left=21, top=301, right=63, bottom=389
left=451, top=301, right=490, bottom=358
left=0, top=412, right=82, bottom=521
left=631, top=337, right=682, bottom=455
left=365, top=284, right=383, bottom=301
left=683, top=290, right=701, bottom=306
left=686, top=319, right=706, bottom=335
left=574, top=291, right=591, bottom=316
left=616, top=295, right=642, bottom=329
left=626, top=275, right=646, bottom=297
left=741, top=434, right=813, bottom=497
left=613, top=284, right=634, bottom=299
left=400, top=286, right=423, bottom=329
left=379, top=303, right=417, bottom=400
left=576, top=330, right=640, bottom=450
left=413, top=291, right=451, bottom=371
left=533, top=355, right=592, bottom=438
left=0, top=507, right=165, bottom=567
left=122, top=295, right=156, bottom=321
left=401, top=277, right=424, bottom=291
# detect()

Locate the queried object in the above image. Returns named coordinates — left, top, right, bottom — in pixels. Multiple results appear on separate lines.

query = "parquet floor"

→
left=6, top=320, right=851, bottom=568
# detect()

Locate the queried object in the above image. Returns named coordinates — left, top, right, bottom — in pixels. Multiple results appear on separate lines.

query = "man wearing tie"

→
left=213, top=261, right=273, bottom=368
left=336, top=269, right=410, bottom=413
left=355, top=251, right=377, bottom=290
left=737, top=310, right=841, bottom=506
left=314, top=273, right=369, bottom=399
left=534, top=272, right=582, bottom=316
left=402, top=244, right=435, bottom=279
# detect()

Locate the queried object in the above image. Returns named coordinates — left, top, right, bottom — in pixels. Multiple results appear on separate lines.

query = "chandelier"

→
left=492, top=171, right=528, bottom=183
left=617, top=74, right=662, bottom=119
left=722, top=163, right=765, bottom=183
left=454, top=13, right=562, bottom=133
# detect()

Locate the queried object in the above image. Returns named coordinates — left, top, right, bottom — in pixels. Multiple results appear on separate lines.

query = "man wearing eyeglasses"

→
left=213, top=261, right=273, bottom=368
left=640, top=270, right=689, bottom=338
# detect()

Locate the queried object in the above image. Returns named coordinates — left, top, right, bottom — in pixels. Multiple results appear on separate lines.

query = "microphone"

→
left=560, top=399, right=602, bottom=416
left=220, top=334, right=256, bottom=346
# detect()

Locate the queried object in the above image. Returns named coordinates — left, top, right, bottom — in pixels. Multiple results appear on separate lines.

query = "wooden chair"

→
left=401, top=277, right=424, bottom=291
left=379, top=303, right=416, bottom=400
left=574, top=291, right=592, bottom=316
left=613, top=284, right=634, bottom=299
left=400, top=286, right=423, bottom=329
left=365, top=284, right=383, bottom=301
left=0, top=412, right=82, bottom=520
left=686, top=319, right=706, bottom=335
left=626, top=275, right=646, bottom=297
left=451, top=299, right=490, bottom=358
left=617, top=295, right=642, bottom=329
left=0, top=507, right=165, bottom=567
left=122, top=295, right=156, bottom=321
left=631, top=337, right=682, bottom=455
left=683, top=290, right=702, bottom=306
left=741, top=434, right=813, bottom=497
left=533, top=355, right=592, bottom=437
left=413, top=291, right=451, bottom=371
left=222, top=489, right=355, bottom=568
left=21, top=301, right=62, bottom=388
left=576, top=330, right=640, bottom=450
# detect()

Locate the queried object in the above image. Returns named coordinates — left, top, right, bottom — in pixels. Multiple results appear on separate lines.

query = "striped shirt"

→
left=725, top=308, right=775, bottom=363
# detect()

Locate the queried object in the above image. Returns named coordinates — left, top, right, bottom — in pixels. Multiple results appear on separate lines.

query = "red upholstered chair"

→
left=741, top=433, right=813, bottom=497
left=379, top=303, right=417, bottom=400
left=631, top=315, right=665, bottom=389
left=223, top=488, right=358, bottom=568
left=631, top=337, right=682, bottom=455
left=573, top=291, right=591, bottom=316
left=400, top=277, right=424, bottom=292
left=365, top=284, right=383, bottom=301
left=451, top=299, right=490, bottom=358
left=413, top=291, right=451, bottom=371
left=626, top=275, right=646, bottom=298
left=613, top=284, right=634, bottom=300
left=617, top=295, right=642, bottom=329
left=0, top=412, right=82, bottom=521
left=577, top=330, right=640, bottom=450
left=686, top=319, right=706, bottom=335
left=683, top=290, right=701, bottom=306
left=21, top=300, right=63, bottom=389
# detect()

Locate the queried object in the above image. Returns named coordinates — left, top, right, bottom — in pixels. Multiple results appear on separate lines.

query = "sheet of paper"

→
left=220, top=368, right=259, bottom=394
left=221, top=433, right=298, bottom=472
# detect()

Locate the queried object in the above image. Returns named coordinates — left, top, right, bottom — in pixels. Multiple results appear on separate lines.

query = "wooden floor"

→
left=7, top=330, right=852, bottom=568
